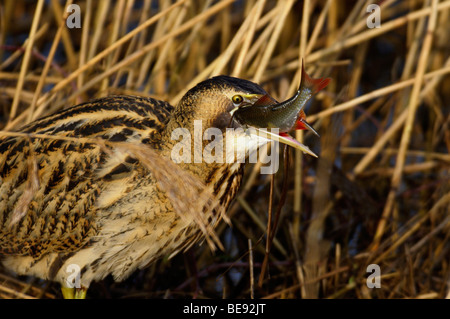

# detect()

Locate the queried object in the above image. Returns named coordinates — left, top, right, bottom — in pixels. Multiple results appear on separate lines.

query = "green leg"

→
left=61, top=286, right=87, bottom=299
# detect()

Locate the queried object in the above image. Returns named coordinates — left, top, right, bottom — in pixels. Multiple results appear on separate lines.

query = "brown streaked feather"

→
left=0, top=95, right=173, bottom=258
left=0, top=75, right=270, bottom=288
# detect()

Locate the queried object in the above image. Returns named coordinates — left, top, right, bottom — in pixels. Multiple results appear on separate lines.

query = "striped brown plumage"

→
left=0, top=76, right=271, bottom=294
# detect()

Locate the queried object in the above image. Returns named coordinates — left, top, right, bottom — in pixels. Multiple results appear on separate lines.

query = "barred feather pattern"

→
left=0, top=94, right=247, bottom=286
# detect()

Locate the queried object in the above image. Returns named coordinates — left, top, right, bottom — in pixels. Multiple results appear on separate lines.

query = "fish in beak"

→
left=231, top=62, right=330, bottom=157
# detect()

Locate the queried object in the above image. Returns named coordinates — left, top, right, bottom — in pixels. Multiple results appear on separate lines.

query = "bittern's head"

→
left=165, top=75, right=320, bottom=158
left=173, top=75, right=273, bottom=131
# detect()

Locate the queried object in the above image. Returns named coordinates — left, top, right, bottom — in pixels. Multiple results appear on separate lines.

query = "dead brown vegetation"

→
left=0, top=0, right=449, bottom=299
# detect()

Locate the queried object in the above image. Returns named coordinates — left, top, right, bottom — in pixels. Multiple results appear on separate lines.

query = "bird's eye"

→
left=232, top=95, right=243, bottom=104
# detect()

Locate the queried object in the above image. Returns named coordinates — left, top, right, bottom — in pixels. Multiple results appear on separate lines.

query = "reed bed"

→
left=0, top=0, right=449, bottom=299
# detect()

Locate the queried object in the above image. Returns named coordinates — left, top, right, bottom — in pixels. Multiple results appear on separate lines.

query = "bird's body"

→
left=0, top=77, right=271, bottom=294
left=0, top=73, right=324, bottom=297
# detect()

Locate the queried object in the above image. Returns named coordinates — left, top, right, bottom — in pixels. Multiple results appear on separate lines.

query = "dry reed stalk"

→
left=237, top=196, right=287, bottom=257
left=99, top=0, right=124, bottom=94
left=308, top=64, right=450, bottom=122
left=8, top=0, right=44, bottom=121
left=136, top=0, right=167, bottom=90
left=248, top=239, right=255, bottom=299
left=54, top=0, right=234, bottom=108
left=87, top=1, right=110, bottom=61
left=350, top=60, right=450, bottom=174
left=244, top=8, right=279, bottom=76
left=373, top=192, right=450, bottom=264
left=359, top=161, right=440, bottom=177
left=231, top=0, right=266, bottom=77
left=307, top=0, right=450, bottom=64
left=341, top=147, right=450, bottom=162
left=289, top=222, right=306, bottom=297
left=292, top=0, right=312, bottom=239
left=1, top=0, right=449, bottom=299
left=262, top=266, right=350, bottom=299
left=2, top=1, right=188, bottom=131
left=77, top=0, right=91, bottom=92
left=0, top=24, right=49, bottom=71
left=212, top=1, right=263, bottom=76
left=72, top=1, right=230, bottom=104
left=253, top=1, right=295, bottom=83
left=38, top=1, right=187, bottom=106
left=50, top=0, right=77, bottom=69
left=373, top=0, right=439, bottom=250
left=28, top=0, right=73, bottom=123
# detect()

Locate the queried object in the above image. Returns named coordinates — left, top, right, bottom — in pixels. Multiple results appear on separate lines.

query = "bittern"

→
left=0, top=68, right=329, bottom=298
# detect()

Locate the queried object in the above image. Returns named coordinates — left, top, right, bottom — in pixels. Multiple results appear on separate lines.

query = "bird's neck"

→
left=154, top=111, right=234, bottom=183
left=154, top=97, right=274, bottom=185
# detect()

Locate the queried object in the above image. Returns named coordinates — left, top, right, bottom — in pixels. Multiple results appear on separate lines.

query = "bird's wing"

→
left=0, top=96, right=173, bottom=258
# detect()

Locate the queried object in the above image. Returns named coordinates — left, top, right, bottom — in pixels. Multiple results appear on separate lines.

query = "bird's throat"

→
left=158, top=115, right=276, bottom=180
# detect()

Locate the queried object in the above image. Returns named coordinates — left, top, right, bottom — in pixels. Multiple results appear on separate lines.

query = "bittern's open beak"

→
left=249, top=127, right=318, bottom=158
left=229, top=94, right=319, bottom=157
left=229, top=94, right=321, bottom=158
left=230, top=63, right=330, bottom=158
